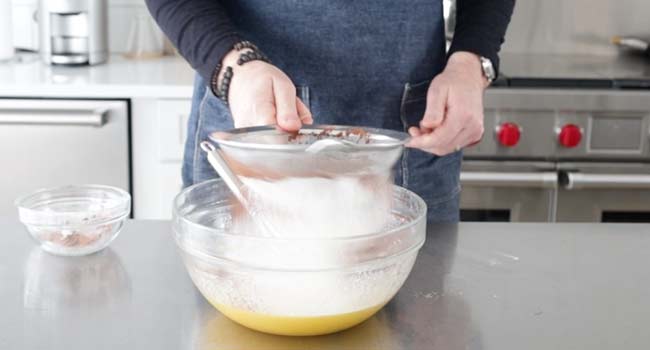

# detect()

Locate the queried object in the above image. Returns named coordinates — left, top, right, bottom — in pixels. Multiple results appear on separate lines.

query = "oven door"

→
left=557, top=162, right=650, bottom=222
left=460, top=161, right=558, bottom=222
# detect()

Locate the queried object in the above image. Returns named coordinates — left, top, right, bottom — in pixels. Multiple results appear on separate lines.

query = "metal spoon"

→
left=200, top=141, right=277, bottom=236
left=304, top=138, right=358, bottom=153
left=304, top=136, right=409, bottom=154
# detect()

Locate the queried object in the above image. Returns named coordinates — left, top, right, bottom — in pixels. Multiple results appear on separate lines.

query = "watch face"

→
left=480, top=57, right=495, bottom=82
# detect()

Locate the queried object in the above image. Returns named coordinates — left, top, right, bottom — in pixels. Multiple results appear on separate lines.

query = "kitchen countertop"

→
left=3, top=52, right=649, bottom=100
left=499, top=52, right=650, bottom=88
left=0, top=54, right=195, bottom=99
left=2, top=218, right=650, bottom=349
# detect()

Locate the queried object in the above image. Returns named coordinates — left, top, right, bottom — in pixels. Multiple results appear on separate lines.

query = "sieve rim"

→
left=209, top=124, right=410, bottom=151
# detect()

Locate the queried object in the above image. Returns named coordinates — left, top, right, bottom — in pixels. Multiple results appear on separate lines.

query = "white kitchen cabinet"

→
left=131, top=98, right=191, bottom=219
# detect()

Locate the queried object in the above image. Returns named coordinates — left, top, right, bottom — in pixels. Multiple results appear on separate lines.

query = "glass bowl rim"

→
left=176, top=235, right=424, bottom=273
left=173, top=178, right=427, bottom=243
left=15, top=184, right=131, bottom=226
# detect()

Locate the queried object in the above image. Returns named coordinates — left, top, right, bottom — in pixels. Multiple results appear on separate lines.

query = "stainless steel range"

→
left=462, top=55, right=650, bottom=222
left=449, top=0, right=650, bottom=222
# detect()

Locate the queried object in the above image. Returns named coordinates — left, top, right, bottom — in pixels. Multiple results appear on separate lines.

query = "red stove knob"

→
left=558, top=124, right=582, bottom=148
left=496, top=122, right=521, bottom=147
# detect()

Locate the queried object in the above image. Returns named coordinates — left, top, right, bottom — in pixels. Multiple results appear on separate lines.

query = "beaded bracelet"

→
left=210, top=41, right=271, bottom=105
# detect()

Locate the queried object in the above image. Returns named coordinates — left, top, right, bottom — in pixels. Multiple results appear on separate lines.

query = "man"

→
left=146, top=0, right=514, bottom=221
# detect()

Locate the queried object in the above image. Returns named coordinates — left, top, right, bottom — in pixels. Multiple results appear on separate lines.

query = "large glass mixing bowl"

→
left=173, top=179, right=426, bottom=336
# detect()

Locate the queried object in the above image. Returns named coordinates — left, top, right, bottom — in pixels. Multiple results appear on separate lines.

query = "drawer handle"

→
left=0, top=109, right=107, bottom=127
left=562, top=172, right=650, bottom=190
left=460, top=171, right=558, bottom=188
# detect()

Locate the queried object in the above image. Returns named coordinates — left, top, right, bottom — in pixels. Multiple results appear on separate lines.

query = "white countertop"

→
left=0, top=54, right=195, bottom=99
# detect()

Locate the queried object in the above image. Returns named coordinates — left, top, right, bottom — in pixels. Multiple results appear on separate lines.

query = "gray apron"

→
left=183, top=0, right=461, bottom=221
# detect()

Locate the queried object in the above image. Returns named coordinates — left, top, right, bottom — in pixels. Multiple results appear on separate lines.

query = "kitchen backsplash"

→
left=11, top=0, right=160, bottom=54
left=501, top=0, right=650, bottom=56
left=12, top=0, right=650, bottom=57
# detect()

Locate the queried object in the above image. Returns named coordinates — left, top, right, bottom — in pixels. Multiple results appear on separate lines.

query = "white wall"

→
left=501, top=0, right=650, bottom=55
left=11, top=0, right=157, bottom=53
left=108, top=0, right=153, bottom=54
left=17, top=0, right=649, bottom=57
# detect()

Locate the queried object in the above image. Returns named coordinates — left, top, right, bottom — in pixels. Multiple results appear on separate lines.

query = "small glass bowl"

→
left=15, top=185, right=131, bottom=256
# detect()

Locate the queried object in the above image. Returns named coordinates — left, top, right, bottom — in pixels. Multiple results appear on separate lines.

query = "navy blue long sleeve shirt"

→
left=145, top=0, right=514, bottom=84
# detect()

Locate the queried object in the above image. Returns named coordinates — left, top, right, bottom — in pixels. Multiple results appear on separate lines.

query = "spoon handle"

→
left=200, top=141, right=278, bottom=237
left=200, top=141, right=248, bottom=206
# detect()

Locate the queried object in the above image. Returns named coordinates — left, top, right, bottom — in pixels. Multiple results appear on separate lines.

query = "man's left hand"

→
left=407, top=51, right=489, bottom=155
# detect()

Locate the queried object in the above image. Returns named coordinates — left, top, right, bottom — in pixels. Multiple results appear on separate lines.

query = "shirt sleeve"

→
left=447, top=0, right=515, bottom=77
left=145, top=0, right=242, bottom=83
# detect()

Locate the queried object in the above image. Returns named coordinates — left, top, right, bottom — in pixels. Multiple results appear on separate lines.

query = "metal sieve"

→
left=206, top=125, right=409, bottom=178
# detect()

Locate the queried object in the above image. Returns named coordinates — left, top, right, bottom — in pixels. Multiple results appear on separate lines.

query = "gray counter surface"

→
left=500, top=52, right=650, bottom=81
left=2, top=218, right=650, bottom=349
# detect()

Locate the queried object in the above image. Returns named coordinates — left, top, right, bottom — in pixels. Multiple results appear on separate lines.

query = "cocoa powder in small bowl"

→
left=40, top=227, right=110, bottom=247
left=16, top=184, right=131, bottom=256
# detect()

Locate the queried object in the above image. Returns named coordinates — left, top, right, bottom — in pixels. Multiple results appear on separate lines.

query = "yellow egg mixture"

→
left=210, top=301, right=388, bottom=336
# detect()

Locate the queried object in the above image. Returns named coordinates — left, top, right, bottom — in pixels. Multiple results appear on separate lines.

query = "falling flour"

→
left=240, top=176, right=392, bottom=238
left=189, top=174, right=406, bottom=316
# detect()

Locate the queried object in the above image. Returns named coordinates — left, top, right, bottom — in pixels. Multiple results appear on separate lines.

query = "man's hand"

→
left=219, top=49, right=313, bottom=131
left=406, top=51, right=489, bottom=155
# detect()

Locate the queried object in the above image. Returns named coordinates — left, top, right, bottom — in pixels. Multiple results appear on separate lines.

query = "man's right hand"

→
left=217, top=49, right=312, bottom=131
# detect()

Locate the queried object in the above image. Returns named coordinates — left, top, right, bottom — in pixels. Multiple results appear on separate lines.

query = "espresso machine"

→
left=38, top=0, right=108, bottom=65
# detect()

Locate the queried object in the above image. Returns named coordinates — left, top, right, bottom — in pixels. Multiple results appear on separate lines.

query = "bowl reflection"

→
left=193, top=309, right=398, bottom=350
left=23, top=247, right=131, bottom=311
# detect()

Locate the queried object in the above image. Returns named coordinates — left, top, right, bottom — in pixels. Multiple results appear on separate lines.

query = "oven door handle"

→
left=0, top=109, right=107, bottom=127
left=460, top=171, right=558, bottom=188
left=563, top=172, right=650, bottom=190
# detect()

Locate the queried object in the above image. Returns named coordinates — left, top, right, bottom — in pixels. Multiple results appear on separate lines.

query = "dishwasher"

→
left=0, top=99, right=130, bottom=217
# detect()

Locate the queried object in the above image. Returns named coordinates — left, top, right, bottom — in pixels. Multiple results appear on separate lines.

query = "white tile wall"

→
left=11, top=0, right=160, bottom=53
left=109, top=2, right=157, bottom=54
left=500, top=0, right=650, bottom=55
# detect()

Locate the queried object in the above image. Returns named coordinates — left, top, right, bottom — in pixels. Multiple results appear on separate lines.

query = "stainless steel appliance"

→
left=454, top=0, right=650, bottom=222
left=460, top=161, right=557, bottom=222
left=0, top=99, right=129, bottom=216
left=462, top=87, right=650, bottom=222
left=38, top=0, right=108, bottom=65
left=557, top=163, right=650, bottom=222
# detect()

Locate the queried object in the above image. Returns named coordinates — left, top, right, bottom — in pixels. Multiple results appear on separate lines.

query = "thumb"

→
left=273, top=77, right=302, bottom=131
left=296, top=97, right=313, bottom=125
left=421, top=84, right=448, bottom=129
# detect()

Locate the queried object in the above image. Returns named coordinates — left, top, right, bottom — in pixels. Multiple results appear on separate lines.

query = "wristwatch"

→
left=479, top=56, right=496, bottom=84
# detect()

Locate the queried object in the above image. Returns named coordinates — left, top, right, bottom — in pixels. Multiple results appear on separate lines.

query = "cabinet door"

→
left=131, top=98, right=190, bottom=219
